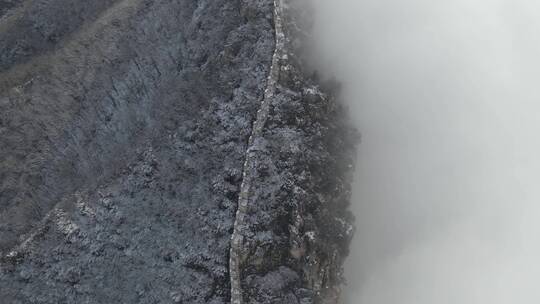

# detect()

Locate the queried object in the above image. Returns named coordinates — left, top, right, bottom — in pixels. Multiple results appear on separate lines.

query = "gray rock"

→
left=0, top=0, right=356, bottom=303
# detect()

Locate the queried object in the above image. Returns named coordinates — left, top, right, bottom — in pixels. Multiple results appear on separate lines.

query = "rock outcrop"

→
left=0, top=1, right=356, bottom=303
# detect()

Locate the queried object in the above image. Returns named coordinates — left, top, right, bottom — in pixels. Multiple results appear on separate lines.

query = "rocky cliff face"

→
left=0, top=1, right=356, bottom=303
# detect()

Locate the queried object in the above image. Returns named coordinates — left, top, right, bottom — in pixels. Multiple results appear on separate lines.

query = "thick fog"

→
left=311, top=0, right=540, bottom=303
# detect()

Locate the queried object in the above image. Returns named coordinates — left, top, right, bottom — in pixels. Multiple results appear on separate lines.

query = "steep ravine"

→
left=0, top=1, right=356, bottom=303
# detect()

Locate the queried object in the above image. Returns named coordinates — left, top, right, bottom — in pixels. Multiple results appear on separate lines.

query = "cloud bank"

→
left=310, top=0, right=540, bottom=303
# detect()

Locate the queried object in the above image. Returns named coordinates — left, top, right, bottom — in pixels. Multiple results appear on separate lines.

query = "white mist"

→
left=311, top=0, right=540, bottom=303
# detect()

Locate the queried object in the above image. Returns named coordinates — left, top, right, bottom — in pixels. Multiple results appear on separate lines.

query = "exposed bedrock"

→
left=0, top=0, right=356, bottom=303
